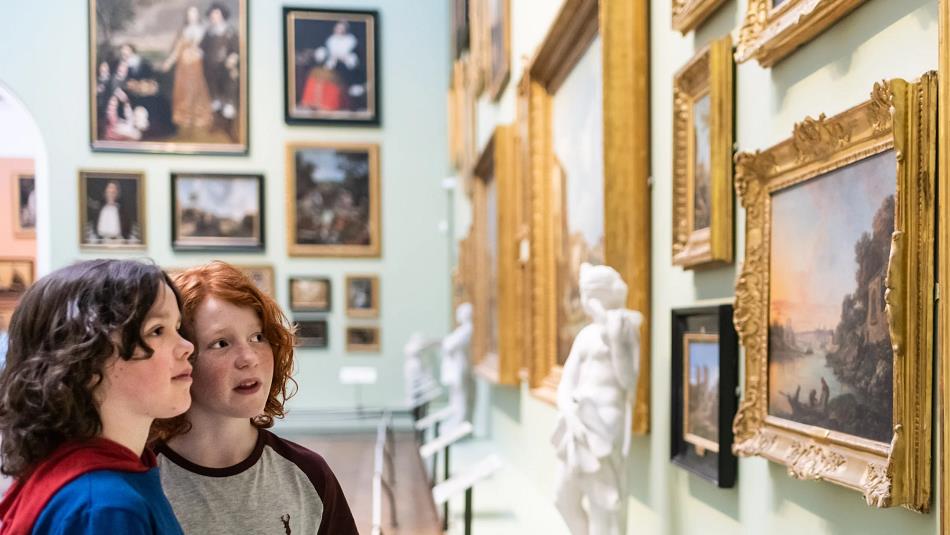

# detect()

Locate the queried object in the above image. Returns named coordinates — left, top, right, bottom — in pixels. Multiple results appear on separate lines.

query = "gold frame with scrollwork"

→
left=732, top=75, right=935, bottom=510
left=672, top=35, right=733, bottom=269
left=526, top=0, right=651, bottom=434
left=735, top=0, right=868, bottom=67
left=672, top=0, right=729, bottom=34
left=939, top=0, right=950, bottom=530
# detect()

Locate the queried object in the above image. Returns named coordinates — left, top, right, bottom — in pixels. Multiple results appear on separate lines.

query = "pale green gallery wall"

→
left=0, top=0, right=451, bottom=411
left=458, top=0, right=941, bottom=534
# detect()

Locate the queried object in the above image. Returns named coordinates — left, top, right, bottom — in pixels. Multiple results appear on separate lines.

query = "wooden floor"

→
left=292, top=431, right=442, bottom=535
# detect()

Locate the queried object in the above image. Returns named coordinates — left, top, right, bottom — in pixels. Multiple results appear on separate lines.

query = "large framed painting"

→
left=735, top=0, right=867, bottom=67
left=672, top=36, right=733, bottom=269
left=670, top=304, right=738, bottom=487
left=732, top=75, right=935, bottom=509
left=289, top=277, right=331, bottom=313
left=286, top=142, right=380, bottom=257
left=79, top=170, right=146, bottom=250
left=13, top=174, right=35, bottom=238
left=526, top=0, right=650, bottom=434
left=171, top=173, right=263, bottom=252
left=89, top=0, right=248, bottom=154
left=672, top=0, right=729, bottom=33
left=470, top=126, right=519, bottom=384
left=284, top=7, right=379, bottom=125
left=486, top=0, right=510, bottom=100
left=345, top=275, right=379, bottom=318
left=0, top=259, right=34, bottom=307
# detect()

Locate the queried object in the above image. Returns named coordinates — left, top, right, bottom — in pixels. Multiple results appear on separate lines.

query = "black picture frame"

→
left=289, top=276, right=332, bottom=313
left=170, top=172, right=264, bottom=252
left=283, top=7, right=381, bottom=126
left=670, top=303, right=738, bottom=487
left=296, top=318, right=329, bottom=348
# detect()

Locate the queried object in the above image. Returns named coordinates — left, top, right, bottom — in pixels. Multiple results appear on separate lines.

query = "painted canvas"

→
left=768, top=150, right=896, bottom=443
left=691, top=93, right=712, bottom=231
left=487, top=0, right=509, bottom=98
left=172, top=173, right=263, bottom=251
left=296, top=319, right=328, bottom=348
left=14, top=175, right=35, bottom=237
left=290, top=277, right=331, bottom=312
left=684, top=333, right=720, bottom=453
left=0, top=260, right=33, bottom=302
left=89, top=0, right=247, bottom=153
left=79, top=171, right=145, bottom=249
left=346, top=275, right=378, bottom=317
left=552, top=37, right=605, bottom=365
left=346, top=326, right=380, bottom=351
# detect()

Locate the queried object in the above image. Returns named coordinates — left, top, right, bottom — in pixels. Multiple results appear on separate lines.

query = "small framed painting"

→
left=284, top=7, right=380, bottom=125
left=0, top=259, right=34, bottom=305
left=13, top=174, right=35, bottom=238
left=345, top=275, right=378, bottom=318
left=670, top=304, right=738, bottom=487
left=171, top=172, right=264, bottom=252
left=79, top=170, right=146, bottom=250
left=296, top=318, right=329, bottom=348
left=346, top=325, right=379, bottom=352
left=289, top=277, right=331, bottom=312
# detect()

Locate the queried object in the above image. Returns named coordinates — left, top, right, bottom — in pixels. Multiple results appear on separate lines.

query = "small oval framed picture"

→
left=289, top=276, right=331, bottom=312
left=79, top=170, right=146, bottom=250
left=171, top=173, right=264, bottom=252
left=346, top=325, right=379, bottom=352
left=345, top=274, right=378, bottom=318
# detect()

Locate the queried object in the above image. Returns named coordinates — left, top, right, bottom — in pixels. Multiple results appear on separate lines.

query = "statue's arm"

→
left=608, top=310, right=643, bottom=392
left=557, top=335, right=585, bottom=414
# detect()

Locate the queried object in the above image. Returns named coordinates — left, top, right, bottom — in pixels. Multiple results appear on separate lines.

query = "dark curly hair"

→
left=150, top=261, right=297, bottom=441
left=0, top=259, right=182, bottom=478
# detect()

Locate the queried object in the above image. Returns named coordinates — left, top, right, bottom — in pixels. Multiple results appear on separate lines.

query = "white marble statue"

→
left=440, top=302, right=473, bottom=428
left=403, top=331, right=440, bottom=404
left=552, top=263, right=643, bottom=535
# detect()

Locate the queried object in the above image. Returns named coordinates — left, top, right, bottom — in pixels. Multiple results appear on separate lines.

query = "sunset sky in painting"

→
left=769, top=151, right=895, bottom=333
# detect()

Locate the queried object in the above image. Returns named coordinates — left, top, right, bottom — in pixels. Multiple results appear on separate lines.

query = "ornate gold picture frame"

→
left=471, top=126, right=519, bottom=385
left=732, top=75, right=935, bottom=510
left=938, top=1, right=950, bottom=529
left=526, top=0, right=651, bottom=434
left=672, top=0, right=729, bottom=34
left=672, top=35, right=733, bottom=269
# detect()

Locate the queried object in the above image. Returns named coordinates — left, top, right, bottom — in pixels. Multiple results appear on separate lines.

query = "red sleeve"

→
left=262, top=431, right=359, bottom=535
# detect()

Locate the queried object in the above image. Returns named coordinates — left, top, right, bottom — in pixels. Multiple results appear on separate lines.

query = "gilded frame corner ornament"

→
left=732, top=74, right=936, bottom=510
left=672, top=0, right=729, bottom=34
left=735, top=0, right=868, bottom=67
left=672, top=35, right=733, bottom=269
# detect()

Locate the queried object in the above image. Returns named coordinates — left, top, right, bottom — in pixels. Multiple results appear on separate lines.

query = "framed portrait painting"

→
left=296, top=318, right=329, bottom=349
left=670, top=304, right=738, bottom=487
left=79, top=171, right=146, bottom=250
left=171, top=173, right=264, bottom=252
left=672, top=36, right=733, bottom=269
left=286, top=143, right=380, bottom=257
left=13, top=174, right=35, bottom=238
left=346, top=326, right=380, bottom=352
left=284, top=7, right=380, bottom=125
left=88, top=0, right=248, bottom=154
left=0, top=259, right=34, bottom=306
left=345, top=275, right=378, bottom=318
left=289, top=277, right=331, bottom=313
left=733, top=76, right=935, bottom=509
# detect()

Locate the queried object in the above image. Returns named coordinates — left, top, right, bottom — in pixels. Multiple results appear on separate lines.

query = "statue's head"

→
left=579, top=263, right=627, bottom=316
left=456, top=302, right=473, bottom=324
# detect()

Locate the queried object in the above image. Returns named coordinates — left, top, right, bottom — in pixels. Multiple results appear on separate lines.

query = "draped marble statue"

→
left=440, top=302, right=473, bottom=428
left=552, top=263, right=642, bottom=535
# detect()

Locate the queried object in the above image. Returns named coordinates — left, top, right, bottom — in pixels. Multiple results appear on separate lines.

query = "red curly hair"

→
left=151, top=261, right=297, bottom=441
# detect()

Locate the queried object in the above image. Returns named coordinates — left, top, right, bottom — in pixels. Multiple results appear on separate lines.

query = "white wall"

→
left=463, top=0, right=942, bottom=533
left=0, top=0, right=451, bottom=411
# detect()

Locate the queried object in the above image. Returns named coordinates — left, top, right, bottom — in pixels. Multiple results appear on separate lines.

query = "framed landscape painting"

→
left=284, top=7, right=379, bottom=125
left=346, top=325, right=380, bottom=352
left=670, top=304, right=738, bottom=487
left=289, top=277, right=332, bottom=313
left=296, top=318, right=329, bottom=348
left=171, top=173, right=264, bottom=252
left=286, top=143, right=380, bottom=257
left=89, top=0, right=248, bottom=154
left=732, top=76, right=935, bottom=510
left=79, top=171, right=146, bottom=250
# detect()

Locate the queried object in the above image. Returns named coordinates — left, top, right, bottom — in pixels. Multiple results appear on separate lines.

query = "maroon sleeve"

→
left=263, top=431, right=359, bottom=535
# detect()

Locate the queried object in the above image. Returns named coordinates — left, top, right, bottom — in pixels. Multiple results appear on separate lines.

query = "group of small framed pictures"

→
left=289, top=275, right=380, bottom=353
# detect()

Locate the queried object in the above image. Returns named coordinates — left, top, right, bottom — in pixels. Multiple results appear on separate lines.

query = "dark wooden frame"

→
left=670, top=303, right=738, bottom=487
left=296, top=318, right=329, bottom=348
left=170, top=172, right=264, bottom=252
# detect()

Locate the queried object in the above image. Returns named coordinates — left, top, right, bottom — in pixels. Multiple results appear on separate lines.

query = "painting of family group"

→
left=286, top=8, right=378, bottom=124
left=684, top=334, right=719, bottom=453
left=91, top=0, right=246, bottom=153
left=768, top=151, right=896, bottom=443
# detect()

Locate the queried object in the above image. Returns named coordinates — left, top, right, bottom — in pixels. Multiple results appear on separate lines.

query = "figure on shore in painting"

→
left=201, top=3, right=241, bottom=138
left=162, top=5, right=213, bottom=132
left=552, top=263, right=642, bottom=535
left=440, top=303, right=473, bottom=428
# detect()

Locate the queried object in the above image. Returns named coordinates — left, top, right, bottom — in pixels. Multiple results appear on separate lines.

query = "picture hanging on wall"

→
left=670, top=304, right=738, bottom=487
left=289, top=277, right=332, bottom=312
left=286, top=142, right=380, bottom=257
left=346, top=325, right=380, bottom=352
left=296, top=318, right=329, bottom=348
left=13, top=174, right=35, bottom=238
left=171, top=172, right=264, bottom=252
left=284, top=7, right=380, bottom=125
left=88, top=0, right=248, bottom=154
left=733, top=75, right=935, bottom=509
left=79, top=170, right=146, bottom=250
left=0, top=259, right=34, bottom=304
left=452, top=0, right=470, bottom=59
left=345, top=275, right=379, bottom=318
left=487, top=0, right=510, bottom=100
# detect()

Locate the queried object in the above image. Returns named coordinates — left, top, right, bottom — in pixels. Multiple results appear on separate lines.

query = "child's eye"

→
left=151, top=326, right=164, bottom=337
left=251, top=333, right=266, bottom=343
left=209, top=339, right=229, bottom=350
